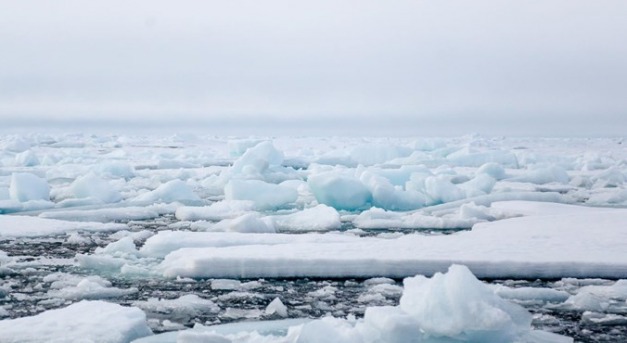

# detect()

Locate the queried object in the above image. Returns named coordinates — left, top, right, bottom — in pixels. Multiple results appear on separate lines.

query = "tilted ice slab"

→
left=159, top=203, right=627, bottom=279
left=0, top=215, right=126, bottom=237
left=0, top=300, right=152, bottom=343
left=136, top=265, right=571, bottom=343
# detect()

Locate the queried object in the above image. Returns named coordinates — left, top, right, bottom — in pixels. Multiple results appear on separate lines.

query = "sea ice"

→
left=175, top=200, right=256, bottom=221
left=47, top=276, right=138, bottom=300
left=133, top=294, right=220, bottom=317
left=9, top=172, right=50, bottom=202
left=0, top=300, right=152, bottom=343
left=225, top=179, right=298, bottom=210
left=265, top=297, right=288, bottom=318
left=158, top=204, right=627, bottom=279
left=269, top=204, right=341, bottom=232
left=308, top=172, right=372, bottom=211
left=132, top=179, right=200, bottom=203
left=0, top=215, right=126, bottom=237
left=134, top=265, right=571, bottom=343
left=213, top=213, right=276, bottom=233
left=39, top=203, right=176, bottom=222
left=70, top=172, right=123, bottom=203
left=140, top=230, right=358, bottom=259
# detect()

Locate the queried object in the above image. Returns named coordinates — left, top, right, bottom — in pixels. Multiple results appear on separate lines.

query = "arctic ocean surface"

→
left=1, top=133, right=627, bottom=342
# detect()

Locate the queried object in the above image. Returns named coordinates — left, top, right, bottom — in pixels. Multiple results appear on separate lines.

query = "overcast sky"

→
left=1, top=0, right=626, bottom=136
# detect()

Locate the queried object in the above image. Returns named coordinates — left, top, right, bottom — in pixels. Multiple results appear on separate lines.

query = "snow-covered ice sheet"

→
left=158, top=204, right=627, bottom=279
left=140, top=230, right=360, bottom=258
left=0, top=300, right=152, bottom=343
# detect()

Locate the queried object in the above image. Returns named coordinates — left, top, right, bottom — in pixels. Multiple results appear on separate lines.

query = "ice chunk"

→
left=270, top=205, right=341, bottom=232
left=0, top=187, right=9, bottom=200
left=96, top=237, right=140, bottom=257
left=359, top=171, right=425, bottom=211
left=0, top=215, right=126, bottom=237
left=447, top=148, right=519, bottom=167
left=214, top=213, right=276, bottom=233
left=133, top=179, right=200, bottom=203
left=458, top=202, right=496, bottom=221
left=0, top=300, right=152, bottom=343
left=71, top=173, right=123, bottom=203
left=94, top=161, right=135, bottom=179
left=491, top=285, right=570, bottom=302
left=353, top=207, right=476, bottom=230
left=308, top=172, right=372, bottom=211
left=225, top=179, right=297, bottom=210
left=134, top=294, right=220, bottom=317
left=228, top=138, right=264, bottom=157
left=477, top=162, right=507, bottom=180
left=581, top=312, right=627, bottom=326
left=15, top=150, right=39, bottom=166
left=230, top=141, right=283, bottom=176
left=392, top=265, right=531, bottom=339
left=39, top=204, right=174, bottom=222
left=265, top=297, right=288, bottom=318
left=9, top=172, right=50, bottom=202
left=459, top=174, right=496, bottom=197
left=47, top=277, right=138, bottom=300
left=1, top=136, right=32, bottom=152
left=512, top=165, right=570, bottom=184
left=356, top=265, right=569, bottom=343
left=424, top=175, right=465, bottom=204
left=591, top=167, right=625, bottom=188
left=350, top=144, right=412, bottom=166
left=176, top=200, right=255, bottom=221
left=211, top=279, right=242, bottom=290
left=562, top=280, right=627, bottom=312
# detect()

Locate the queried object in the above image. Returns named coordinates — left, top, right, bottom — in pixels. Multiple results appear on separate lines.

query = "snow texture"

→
left=0, top=300, right=152, bottom=343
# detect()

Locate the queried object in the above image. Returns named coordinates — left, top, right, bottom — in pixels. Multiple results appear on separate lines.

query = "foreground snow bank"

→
left=159, top=204, right=627, bottom=279
left=136, top=265, right=571, bottom=343
left=0, top=300, right=152, bottom=343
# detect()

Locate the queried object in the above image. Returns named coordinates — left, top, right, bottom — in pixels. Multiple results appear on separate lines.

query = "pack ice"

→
left=2, top=133, right=627, bottom=342
left=136, top=265, right=571, bottom=343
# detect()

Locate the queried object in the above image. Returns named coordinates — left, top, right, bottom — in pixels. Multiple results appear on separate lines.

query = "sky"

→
left=1, top=0, right=626, bottom=136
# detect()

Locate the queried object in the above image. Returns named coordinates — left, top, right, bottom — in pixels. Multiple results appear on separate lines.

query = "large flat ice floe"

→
left=159, top=203, right=627, bottom=279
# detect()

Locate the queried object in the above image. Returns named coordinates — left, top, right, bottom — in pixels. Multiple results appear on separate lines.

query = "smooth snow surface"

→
left=0, top=300, right=152, bottom=343
left=158, top=204, right=627, bottom=279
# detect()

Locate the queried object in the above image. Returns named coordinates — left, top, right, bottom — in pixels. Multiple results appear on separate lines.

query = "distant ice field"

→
left=1, top=133, right=627, bottom=342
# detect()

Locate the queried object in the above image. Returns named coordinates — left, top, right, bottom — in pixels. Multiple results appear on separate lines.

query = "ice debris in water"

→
left=144, top=265, right=572, bottom=343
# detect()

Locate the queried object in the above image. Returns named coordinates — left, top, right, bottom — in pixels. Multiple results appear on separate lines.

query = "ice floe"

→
left=0, top=300, right=152, bottom=343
